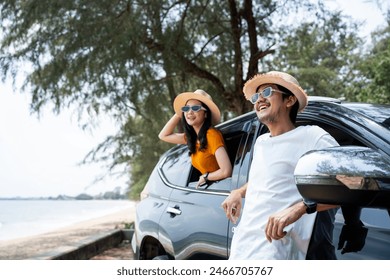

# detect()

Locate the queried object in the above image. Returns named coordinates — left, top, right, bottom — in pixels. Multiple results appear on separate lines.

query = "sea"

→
left=0, top=199, right=135, bottom=242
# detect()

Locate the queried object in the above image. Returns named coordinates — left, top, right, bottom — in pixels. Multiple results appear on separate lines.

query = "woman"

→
left=159, top=89, right=232, bottom=188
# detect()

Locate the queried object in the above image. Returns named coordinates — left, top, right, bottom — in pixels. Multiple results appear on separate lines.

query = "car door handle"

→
left=167, top=206, right=182, bottom=216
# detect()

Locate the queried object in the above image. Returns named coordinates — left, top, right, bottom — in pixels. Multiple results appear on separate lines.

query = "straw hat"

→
left=243, top=71, right=308, bottom=112
left=173, top=89, right=221, bottom=125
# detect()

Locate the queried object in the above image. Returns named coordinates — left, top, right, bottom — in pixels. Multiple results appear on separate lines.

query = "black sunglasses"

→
left=249, top=86, right=289, bottom=104
left=181, top=105, right=207, bottom=113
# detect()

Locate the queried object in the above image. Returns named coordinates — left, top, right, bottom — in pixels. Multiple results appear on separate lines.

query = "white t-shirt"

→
left=229, top=125, right=339, bottom=260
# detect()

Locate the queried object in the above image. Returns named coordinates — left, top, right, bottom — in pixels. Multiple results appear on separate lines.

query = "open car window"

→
left=187, top=130, right=247, bottom=191
left=295, top=119, right=365, bottom=147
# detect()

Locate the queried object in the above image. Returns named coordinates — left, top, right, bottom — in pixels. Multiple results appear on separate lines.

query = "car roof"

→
left=340, top=103, right=390, bottom=128
left=308, top=96, right=390, bottom=129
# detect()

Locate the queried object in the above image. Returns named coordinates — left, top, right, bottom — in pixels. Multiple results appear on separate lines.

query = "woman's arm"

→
left=209, top=146, right=232, bottom=181
left=158, top=114, right=186, bottom=145
left=196, top=146, right=232, bottom=188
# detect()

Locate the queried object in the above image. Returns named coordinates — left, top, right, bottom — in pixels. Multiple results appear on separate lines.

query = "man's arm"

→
left=265, top=201, right=338, bottom=242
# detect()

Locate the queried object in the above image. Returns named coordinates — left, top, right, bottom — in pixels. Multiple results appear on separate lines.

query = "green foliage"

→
left=271, top=4, right=363, bottom=99
left=348, top=21, right=390, bottom=104
left=271, top=3, right=390, bottom=104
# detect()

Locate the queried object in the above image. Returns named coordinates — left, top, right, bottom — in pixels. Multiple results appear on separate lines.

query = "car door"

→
left=157, top=117, right=255, bottom=259
left=295, top=102, right=390, bottom=259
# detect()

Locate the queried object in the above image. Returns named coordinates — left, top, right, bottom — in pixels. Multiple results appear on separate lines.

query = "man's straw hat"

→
left=243, top=71, right=308, bottom=112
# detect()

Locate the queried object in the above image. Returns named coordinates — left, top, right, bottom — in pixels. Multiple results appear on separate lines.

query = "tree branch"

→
left=191, top=31, right=223, bottom=61
left=242, top=0, right=259, bottom=79
left=228, top=0, right=244, bottom=95
left=144, top=37, right=226, bottom=93
left=178, top=53, right=225, bottom=93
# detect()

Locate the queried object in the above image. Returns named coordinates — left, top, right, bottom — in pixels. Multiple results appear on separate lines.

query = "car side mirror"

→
left=294, top=146, right=390, bottom=208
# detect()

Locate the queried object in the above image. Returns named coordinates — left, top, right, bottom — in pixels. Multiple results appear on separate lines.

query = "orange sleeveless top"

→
left=190, top=128, right=225, bottom=174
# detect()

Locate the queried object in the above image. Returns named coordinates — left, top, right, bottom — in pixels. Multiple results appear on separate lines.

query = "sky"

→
left=0, top=82, right=128, bottom=198
left=0, top=0, right=388, bottom=198
left=323, top=0, right=388, bottom=38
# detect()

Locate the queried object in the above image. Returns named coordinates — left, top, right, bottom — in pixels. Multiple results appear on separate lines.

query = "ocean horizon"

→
left=0, top=199, right=135, bottom=242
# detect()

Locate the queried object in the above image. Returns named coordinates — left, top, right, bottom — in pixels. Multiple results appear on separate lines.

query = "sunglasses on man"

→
left=249, top=86, right=289, bottom=104
left=181, top=105, right=207, bottom=113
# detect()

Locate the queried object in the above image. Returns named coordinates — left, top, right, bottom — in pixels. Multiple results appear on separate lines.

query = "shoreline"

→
left=0, top=204, right=136, bottom=260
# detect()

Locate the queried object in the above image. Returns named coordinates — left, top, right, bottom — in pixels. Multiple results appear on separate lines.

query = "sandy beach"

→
left=0, top=203, right=136, bottom=260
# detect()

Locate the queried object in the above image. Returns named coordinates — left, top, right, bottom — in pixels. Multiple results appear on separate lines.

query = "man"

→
left=222, top=71, right=340, bottom=259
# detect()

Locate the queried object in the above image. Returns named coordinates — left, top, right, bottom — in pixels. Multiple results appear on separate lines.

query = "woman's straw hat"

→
left=173, top=89, right=221, bottom=125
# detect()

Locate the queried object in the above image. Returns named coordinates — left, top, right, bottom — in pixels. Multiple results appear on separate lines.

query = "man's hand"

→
left=265, top=202, right=306, bottom=242
left=221, top=188, right=243, bottom=224
left=337, top=220, right=368, bottom=254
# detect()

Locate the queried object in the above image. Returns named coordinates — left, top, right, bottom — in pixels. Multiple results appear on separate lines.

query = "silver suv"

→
left=132, top=97, right=390, bottom=260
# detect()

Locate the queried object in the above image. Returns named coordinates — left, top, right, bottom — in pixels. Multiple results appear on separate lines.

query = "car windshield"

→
left=343, top=103, right=390, bottom=128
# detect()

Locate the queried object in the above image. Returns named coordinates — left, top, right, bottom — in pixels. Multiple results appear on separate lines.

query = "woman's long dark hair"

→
left=182, top=102, right=212, bottom=155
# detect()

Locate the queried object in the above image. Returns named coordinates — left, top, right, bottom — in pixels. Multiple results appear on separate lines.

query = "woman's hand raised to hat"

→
left=158, top=114, right=186, bottom=145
